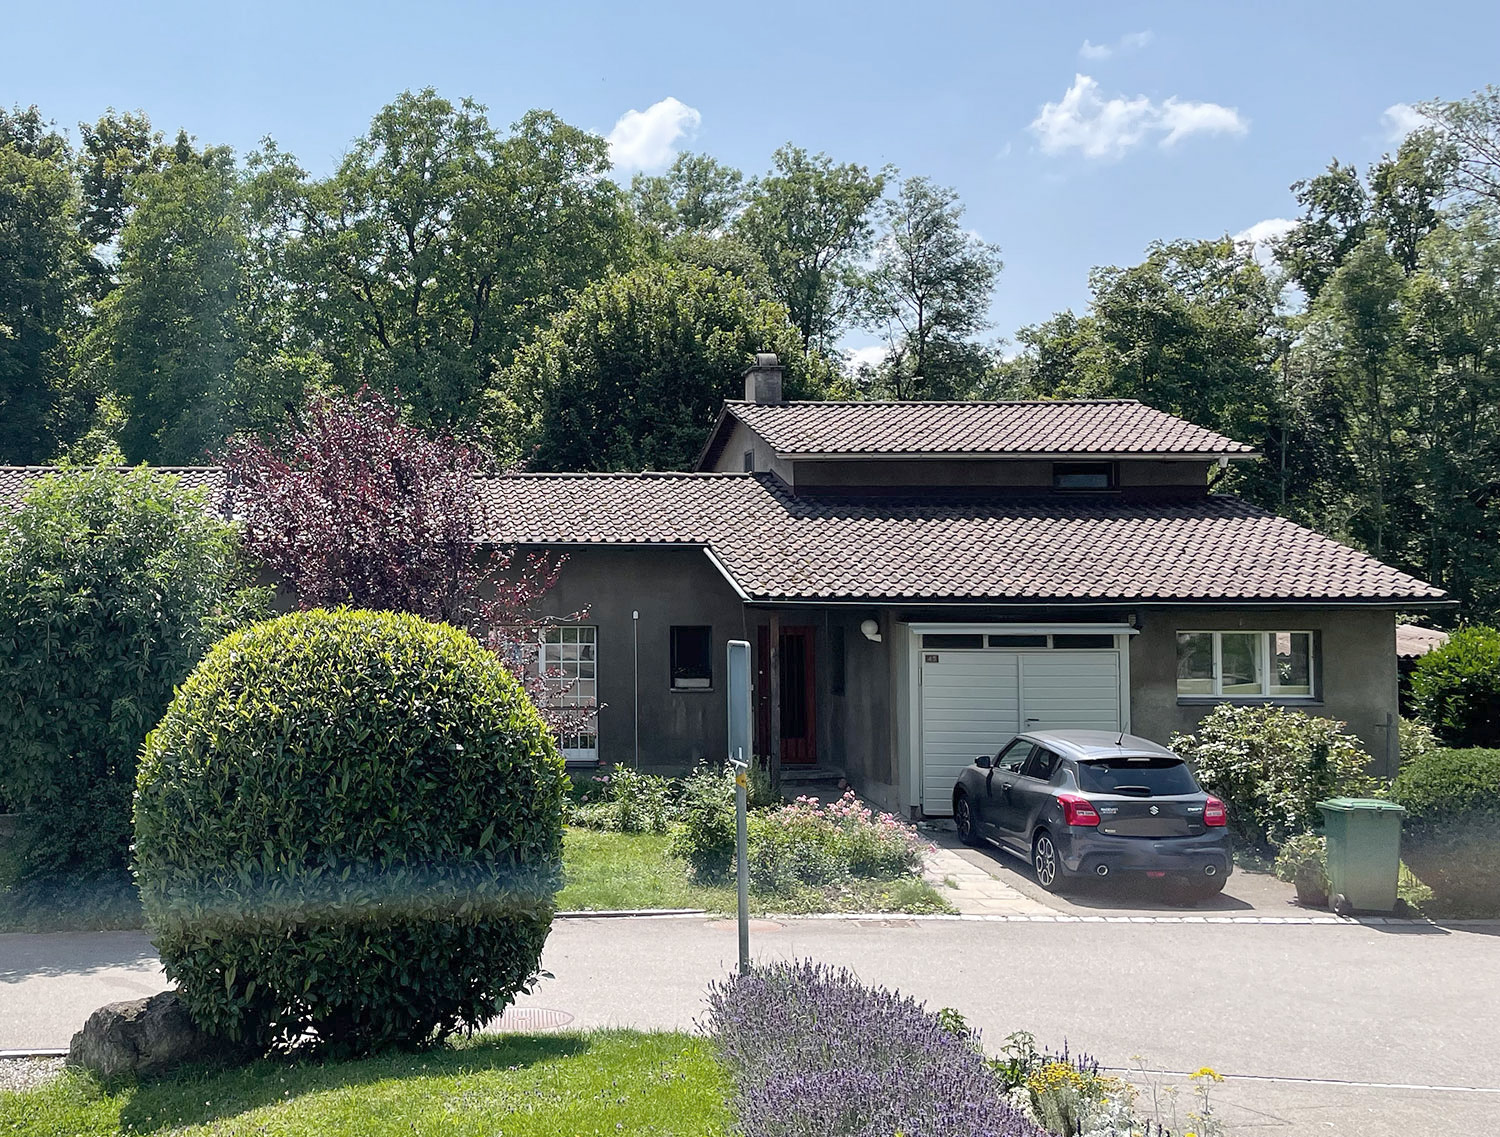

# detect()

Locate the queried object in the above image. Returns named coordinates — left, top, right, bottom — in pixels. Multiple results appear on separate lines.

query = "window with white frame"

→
left=1176, top=631, right=1315, bottom=699
left=540, top=626, right=598, bottom=760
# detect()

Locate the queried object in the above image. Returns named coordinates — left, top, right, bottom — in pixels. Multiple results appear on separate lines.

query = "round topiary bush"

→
left=1410, top=626, right=1500, bottom=748
left=134, top=608, right=567, bottom=1055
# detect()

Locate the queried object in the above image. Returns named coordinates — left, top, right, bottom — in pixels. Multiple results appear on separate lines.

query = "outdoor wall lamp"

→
left=860, top=617, right=882, bottom=643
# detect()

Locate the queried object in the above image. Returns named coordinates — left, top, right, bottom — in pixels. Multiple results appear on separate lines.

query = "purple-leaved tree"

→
left=226, top=386, right=591, bottom=739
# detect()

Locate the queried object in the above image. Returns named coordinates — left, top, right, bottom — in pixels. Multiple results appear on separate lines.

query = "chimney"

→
left=743, top=352, right=784, bottom=404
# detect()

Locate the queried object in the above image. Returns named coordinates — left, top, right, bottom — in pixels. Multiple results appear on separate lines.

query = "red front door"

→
left=756, top=626, right=817, bottom=765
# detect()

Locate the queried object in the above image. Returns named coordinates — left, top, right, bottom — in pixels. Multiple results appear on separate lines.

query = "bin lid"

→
left=1316, top=797, right=1406, bottom=814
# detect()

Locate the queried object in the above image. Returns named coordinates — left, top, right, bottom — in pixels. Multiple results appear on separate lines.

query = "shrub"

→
left=1171, top=704, right=1376, bottom=852
left=1400, top=716, right=1439, bottom=767
left=706, top=960, right=1045, bottom=1137
left=1411, top=626, right=1500, bottom=747
left=1273, top=833, right=1329, bottom=906
left=748, top=793, right=927, bottom=895
left=667, top=763, right=738, bottom=883
left=0, top=467, right=265, bottom=884
left=568, top=767, right=677, bottom=833
left=1392, top=747, right=1500, bottom=917
left=134, top=609, right=567, bottom=1055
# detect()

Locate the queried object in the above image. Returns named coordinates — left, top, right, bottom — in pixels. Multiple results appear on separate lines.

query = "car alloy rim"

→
left=1035, top=836, right=1056, bottom=886
left=956, top=799, right=971, bottom=836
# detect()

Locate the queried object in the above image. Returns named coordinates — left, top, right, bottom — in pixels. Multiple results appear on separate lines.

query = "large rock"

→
left=66, top=991, right=246, bottom=1079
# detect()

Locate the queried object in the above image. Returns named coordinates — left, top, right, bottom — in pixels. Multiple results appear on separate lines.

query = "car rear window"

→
left=1076, top=756, right=1199, bottom=796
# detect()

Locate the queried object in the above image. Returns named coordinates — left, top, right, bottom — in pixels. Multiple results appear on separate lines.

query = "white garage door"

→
left=920, top=649, right=1122, bottom=815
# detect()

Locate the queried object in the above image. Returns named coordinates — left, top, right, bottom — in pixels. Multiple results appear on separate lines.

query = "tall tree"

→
left=1370, top=132, right=1454, bottom=275
left=74, top=110, right=167, bottom=300
left=1274, top=160, right=1369, bottom=300
left=858, top=176, right=1002, bottom=399
left=735, top=145, right=886, bottom=351
left=0, top=106, right=77, bottom=463
left=249, top=90, right=632, bottom=433
left=84, top=136, right=277, bottom=464
left=1418, top=86, right=1500, bottom=207
left=510, top=263, right=833, bottom=472
left=632, top=151, right=745, bottom=240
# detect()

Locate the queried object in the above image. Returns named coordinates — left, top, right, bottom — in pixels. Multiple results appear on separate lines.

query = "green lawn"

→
left=557, top=827, right=954, bottom=915
left=0, top=1031, right=728, bottom=1137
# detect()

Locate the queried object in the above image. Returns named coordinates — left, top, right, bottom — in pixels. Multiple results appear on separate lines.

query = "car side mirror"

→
left=974, top=755, right=993, bottom=769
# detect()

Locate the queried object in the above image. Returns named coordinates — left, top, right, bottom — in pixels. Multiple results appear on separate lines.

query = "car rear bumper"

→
left=1058, top=830, right=1233, bottom=880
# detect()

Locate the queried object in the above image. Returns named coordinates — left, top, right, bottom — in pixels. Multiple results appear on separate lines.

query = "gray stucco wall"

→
left=531, top=545, right=752, bottom=770
left=1128, top=606, right=1401, bottom=777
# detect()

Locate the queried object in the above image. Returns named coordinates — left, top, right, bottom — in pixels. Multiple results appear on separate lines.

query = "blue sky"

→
left=7, top=0, right=1498, bottom=360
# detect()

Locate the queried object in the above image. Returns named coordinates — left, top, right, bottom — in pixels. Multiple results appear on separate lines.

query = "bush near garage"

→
left=1411, top=626, right=1500, bottom=748
left=1170, top=704, right=1377, bottom=853
left=1392, top=747, right=1500, bottom=917
left=134, top=609, right=568, bottom=1055
left=0, top=467, right=266, bottom=886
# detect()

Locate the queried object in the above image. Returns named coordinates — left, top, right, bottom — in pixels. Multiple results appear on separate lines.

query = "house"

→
left=1396, top=623, right=1450, bottom=714
left=487, top=355, right=1445, bottom=814
left=0, top=354, right=1447, bottom=817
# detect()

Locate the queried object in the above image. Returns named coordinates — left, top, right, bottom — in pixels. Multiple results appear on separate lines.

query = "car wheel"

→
left=954, top=792, right=981, bottom=847
left=1032, top=830, right=1067, bottom=893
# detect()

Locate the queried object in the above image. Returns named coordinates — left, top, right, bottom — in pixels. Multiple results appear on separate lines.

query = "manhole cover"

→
left=706, top=918, right=783, bottom=932
left=491, top=1006, right=575, bottom=1032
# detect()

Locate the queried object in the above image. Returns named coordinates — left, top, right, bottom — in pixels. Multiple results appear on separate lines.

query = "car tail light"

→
left=1203, top=796, right=1228, bottom=827
left=1057, top=793, right=1101, bottom=827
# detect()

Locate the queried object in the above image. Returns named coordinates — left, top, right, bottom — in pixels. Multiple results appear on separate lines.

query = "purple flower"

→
left=705, top=960, right=1046, bottom=1137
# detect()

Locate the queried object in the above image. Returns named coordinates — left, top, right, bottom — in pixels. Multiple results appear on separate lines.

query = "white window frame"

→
left=540, top=625, right=598, bottom=762
left=1176, top=630, right=1317, bottom=700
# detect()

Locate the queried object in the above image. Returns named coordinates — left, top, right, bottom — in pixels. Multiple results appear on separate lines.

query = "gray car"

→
left=952, top=729, right=1232, bottom=900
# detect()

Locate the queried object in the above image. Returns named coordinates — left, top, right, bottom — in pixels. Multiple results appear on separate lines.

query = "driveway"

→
left=4, top=917, right=1498, bottom=1136
left=926, top=824, right=1311, bottom=918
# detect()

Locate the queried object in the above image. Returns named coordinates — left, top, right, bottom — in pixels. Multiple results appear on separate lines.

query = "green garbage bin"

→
left=1316, top=797, right=1406, bottom=915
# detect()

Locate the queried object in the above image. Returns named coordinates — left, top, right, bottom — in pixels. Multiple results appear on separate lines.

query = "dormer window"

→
left=1053, top=461, right=1115, bottom=490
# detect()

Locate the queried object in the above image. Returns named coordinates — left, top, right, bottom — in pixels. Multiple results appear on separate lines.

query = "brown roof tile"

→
left=720, top=399, right=1256, bottom=457
left=483, top=473, right=1442, bottom=604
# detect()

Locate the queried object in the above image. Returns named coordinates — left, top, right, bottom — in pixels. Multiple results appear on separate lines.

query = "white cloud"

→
left=1030, top=74, right=1247, bottom=160
left=1233, top=217, right=1296, bottom=266
left=1079, top=31, right=1153, bottom=60
left=846, top=345, right=888, bottom=372
left=1381, top=102, right=1427, bottom=142
left=606, top=97, right=701, bottom=173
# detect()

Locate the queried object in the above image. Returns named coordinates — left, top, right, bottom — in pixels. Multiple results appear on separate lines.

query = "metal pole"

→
left=735, top=750, right=750, bottom=973
left=632, top=610, right=639, bottom=768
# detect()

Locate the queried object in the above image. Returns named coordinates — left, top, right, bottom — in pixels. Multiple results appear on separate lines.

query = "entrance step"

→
left=779, top=765, right=847, bottom=788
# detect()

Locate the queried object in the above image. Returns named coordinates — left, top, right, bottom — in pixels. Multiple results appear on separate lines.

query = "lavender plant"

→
left=705, top=960, right=1047, bottom=1137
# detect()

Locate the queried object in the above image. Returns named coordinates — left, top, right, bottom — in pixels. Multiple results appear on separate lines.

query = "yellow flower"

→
left=1191, top=1066, right=1224, bottom=1084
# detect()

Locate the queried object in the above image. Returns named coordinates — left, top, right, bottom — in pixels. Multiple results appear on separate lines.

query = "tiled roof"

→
left=717, top=399, right=1256, bottom=458
left=1396, top=624, right=1450, bottom=658
left=2, top=465, right=1441, bottom=604
left=0, top=467, right=229, bottom=511
left=483, top=473, right=1443, bottom=604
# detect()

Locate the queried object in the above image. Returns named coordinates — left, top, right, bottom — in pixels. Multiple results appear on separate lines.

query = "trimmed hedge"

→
left=1411, top=626, right=1500, bottom=748
left=134, top=609, right=568, bottom=1054
left=0, top=467, right=265, bottom=884
left=1392, top=748, right=1500, bottom=917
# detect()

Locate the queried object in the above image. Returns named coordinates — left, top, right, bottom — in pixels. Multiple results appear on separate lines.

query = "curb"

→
left=0, top=1049, right=67, bottom=1059
left=556, top=908, right=707, bottom=919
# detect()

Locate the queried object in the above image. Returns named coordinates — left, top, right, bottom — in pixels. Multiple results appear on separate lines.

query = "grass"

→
left=0, top=827, right=952, bottom=932
left=0, top=1030, right=729, bottom=1136
left=557, top=827, right=954, bottom=915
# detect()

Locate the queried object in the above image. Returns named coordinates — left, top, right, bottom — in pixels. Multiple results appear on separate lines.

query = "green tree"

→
left=0, top=106, right=78, bottom=464
left=632, top=151, right=745, bottom=240
left=857, top=176, right=1002, bottom=399
left=1274, top=159, right=1369, bottom=300
left=510, top=263, right=833, bottom=471
left=1418, top=86, right=1500, bottom=207
left=82, top=137, right=272, bottom=464
left=249, top=90, right=632, bottom=433
left=735, top=145, right=887, bottom=350
left=1370, top=132, right=1454, bottom=275
left=0, top=467, right=265, bottom=885
left=74, top=109, right=167, bottom=301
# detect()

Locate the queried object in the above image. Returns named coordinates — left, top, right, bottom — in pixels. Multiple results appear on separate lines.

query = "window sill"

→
left=1176, top=696, right=1322, bottom=707
left=671, top=685, right=715, bottom=694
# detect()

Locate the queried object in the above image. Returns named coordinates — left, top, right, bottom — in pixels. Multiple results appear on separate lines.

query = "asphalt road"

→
left=4, top=916, right=1498, bottom=1135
